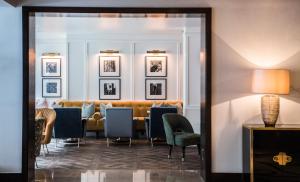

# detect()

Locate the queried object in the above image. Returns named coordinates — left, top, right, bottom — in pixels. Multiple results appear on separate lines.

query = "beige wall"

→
left=210, top=1, right=300, bottom=172
left=21, top=0, right=300, bottom=173
left=1, top=0, right=299, bottom=173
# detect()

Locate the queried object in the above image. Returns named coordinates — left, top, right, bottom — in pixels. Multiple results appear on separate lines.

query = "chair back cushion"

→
left=149, top=107, right=177, bottom=139
left=58, top=100, right=182, bottom=118
left=82, top=103, right=95, bottom=118
left=163, top=113, right=194, bottom=133
left=105, top=107, right=133, bottom=138
left=53, top=108, right=83, bottom=139
left=162, top=113, right=194, bottom=145
left=100, top=103, right=112, bottom=117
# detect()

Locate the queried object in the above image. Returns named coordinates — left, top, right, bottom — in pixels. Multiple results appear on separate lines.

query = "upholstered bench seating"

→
left=57, top=100, right=182, bottom=136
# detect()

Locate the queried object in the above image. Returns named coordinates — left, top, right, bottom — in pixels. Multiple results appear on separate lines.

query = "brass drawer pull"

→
left=273, top=152, right=292, bottom=166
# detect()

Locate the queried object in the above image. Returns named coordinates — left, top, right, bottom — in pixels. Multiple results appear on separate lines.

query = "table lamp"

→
left=252, top=69, right=290, bottom=127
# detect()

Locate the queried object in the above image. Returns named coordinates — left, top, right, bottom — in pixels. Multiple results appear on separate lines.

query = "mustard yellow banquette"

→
left=57, top=100, right=182, bottom=136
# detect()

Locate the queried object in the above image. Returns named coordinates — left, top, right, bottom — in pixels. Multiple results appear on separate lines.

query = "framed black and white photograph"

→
left=145, top=79, right=167, bottom=100
left=42, top=78, right=61, bottom=98
left=42, top=58, right=61, bottom=77
left=145, top=56, right=167, bottom=77
left=99, top=56, right=121, bottom=77
left=99, top=79, right=121, bottom=100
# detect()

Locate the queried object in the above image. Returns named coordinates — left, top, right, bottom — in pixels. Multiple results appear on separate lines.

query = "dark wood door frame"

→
left=18, top=6, right=212, bottom=182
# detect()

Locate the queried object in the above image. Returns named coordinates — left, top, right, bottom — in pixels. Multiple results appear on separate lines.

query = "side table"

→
left=243, top=124, right=300, bottom=182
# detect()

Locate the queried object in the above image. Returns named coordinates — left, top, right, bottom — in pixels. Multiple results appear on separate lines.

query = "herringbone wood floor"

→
left=36, top=138, right=201, bottom=170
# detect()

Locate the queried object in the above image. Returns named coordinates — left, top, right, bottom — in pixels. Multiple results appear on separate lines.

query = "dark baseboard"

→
left=0, top=173, right=23, bottom=182
left=212, top=173, right=245, bottom=182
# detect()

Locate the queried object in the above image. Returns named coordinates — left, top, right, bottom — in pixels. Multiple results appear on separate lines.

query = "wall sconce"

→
left=100, top=50, right=119, bottom=54
left=146, top=50, right=166, bottom=54
left=42, top=52, right=61, bottom=57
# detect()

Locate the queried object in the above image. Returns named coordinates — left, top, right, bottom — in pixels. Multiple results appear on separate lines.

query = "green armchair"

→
left=162, top=113, right=201, bottom=161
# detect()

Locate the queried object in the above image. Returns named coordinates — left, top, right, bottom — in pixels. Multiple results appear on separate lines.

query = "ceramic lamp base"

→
left=261, top=95, right=280, bottom=127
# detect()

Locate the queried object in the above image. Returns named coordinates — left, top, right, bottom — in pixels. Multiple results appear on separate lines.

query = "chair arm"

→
left=42, top=119, right=55, bottom=144
left=96, top=118, right=105, bottom=128
left=92, top=112, right=102, bottom=120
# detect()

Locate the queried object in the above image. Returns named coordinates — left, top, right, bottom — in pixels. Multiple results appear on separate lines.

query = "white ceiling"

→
left=2, top=0, right=294, bottom=8
left=22, top=0, right=209, bottom=7
left=23, top=0, right=298, bottom=7
left=36, top=16, right=201, bottom=34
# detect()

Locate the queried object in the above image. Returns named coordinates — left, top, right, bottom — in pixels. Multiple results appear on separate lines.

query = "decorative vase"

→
left=261, top=95, right=280, bottom=127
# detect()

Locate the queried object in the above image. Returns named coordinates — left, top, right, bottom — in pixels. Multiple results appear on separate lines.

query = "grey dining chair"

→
left=104, top=107, right=133, bottom=147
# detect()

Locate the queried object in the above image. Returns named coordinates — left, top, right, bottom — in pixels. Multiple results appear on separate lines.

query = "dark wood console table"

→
left=243, top=124, right=300, bottom=182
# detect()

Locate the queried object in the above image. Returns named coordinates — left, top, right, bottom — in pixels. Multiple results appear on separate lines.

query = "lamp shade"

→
left=252, top=69, right=290, bottom=95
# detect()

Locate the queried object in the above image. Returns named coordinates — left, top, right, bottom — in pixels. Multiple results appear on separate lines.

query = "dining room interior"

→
left=32, top=10, right=207, bottom=181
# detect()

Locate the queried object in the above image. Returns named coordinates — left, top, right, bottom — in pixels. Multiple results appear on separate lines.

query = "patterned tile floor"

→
left=36, top=138, right=202, bottom=170
left=36, top=138, right=203, bottom=182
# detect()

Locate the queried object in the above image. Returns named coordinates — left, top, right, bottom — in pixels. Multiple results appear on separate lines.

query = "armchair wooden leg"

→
left=77, top=138, right=80, bottom=148
left=181, top=146, right=186, bottom=162
left=96, top=131, right=99, bottom=139
left=129, top=138, right=132, bottom=147
left=197, top=144, right=201, bottom=156
left=168, top=145, right=173, bottom=159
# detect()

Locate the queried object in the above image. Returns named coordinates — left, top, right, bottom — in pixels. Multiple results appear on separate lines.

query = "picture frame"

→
left=99, top=78, right=121, bottom=100
left=42, top=58, right=61, bottom=77
left=42, top=78, right=62, bottom=98
left=145, top=56, right=167, bottom=77
left=145, top=78, right=167, bottom=100
left=99, top=56, right=121, bottom=77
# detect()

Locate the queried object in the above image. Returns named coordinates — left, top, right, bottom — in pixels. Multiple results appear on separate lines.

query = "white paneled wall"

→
left=35, top=41, right=68, bottom=103
left=35, top=25, right=201, bottom=133
left=134, top=40, right=181, bottom=100
left=183, top=28, right=201, bottom=134
left=87, top=40, right=132, bottom=100
left=36, top=31, right=185, bottom=101
left=68, top=40, right=86, bottom=100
